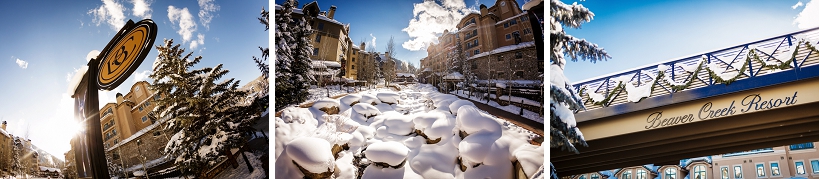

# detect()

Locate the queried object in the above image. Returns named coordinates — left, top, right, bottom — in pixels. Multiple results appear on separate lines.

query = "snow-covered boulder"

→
left=339, top=94, right=362, bottom=106
left=383, top=114, right=414, bottom=136
left=364, top=141, right=410, bottom=166
left=458, top=132, right=500, bottom=164
left=285, top=137, right=335, bottom=175
left=412, top=112, right=443, bottom=131
left=312, top=98, right=341, bottom=115
left=374, top=103, right=396, bottom=113
left=279, top=107, right=316, bottom=126
left=377, top=92, right=401, bottom=104
left=425, top=118, right=455, bottom=142
left=456, top=105, right=501, bottom=134
left=513, top=145, right=545, bottom=178
left=448, top=100, right=475, bottom=115
left=360, top=94, right=381, bottom=105
left=352, top=103, right=381, bottom=118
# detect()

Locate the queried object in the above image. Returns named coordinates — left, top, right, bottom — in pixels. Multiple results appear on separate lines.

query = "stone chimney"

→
left=2, top=121, right=6, bottom=131
left=116, top=93, right=124, bottom=104
left=360, top=42, right=366, bottom=51
left=480, top=4, right=488, bottom=16
left=328, top=5, right=337, bottom=19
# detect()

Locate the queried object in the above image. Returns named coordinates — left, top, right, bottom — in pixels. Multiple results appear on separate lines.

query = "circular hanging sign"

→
left=97, top=19, right=157, bottom=90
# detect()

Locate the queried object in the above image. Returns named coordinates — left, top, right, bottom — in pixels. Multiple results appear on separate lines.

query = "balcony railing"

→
left=573, top=27, right=819, bottom=112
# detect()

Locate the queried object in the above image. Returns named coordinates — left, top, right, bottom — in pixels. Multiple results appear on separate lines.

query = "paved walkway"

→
left=455, top=95, right=545, bottom=136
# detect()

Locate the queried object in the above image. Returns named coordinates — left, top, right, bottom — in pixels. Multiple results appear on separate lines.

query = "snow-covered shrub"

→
left=382, top=114, right=414, bottom=136
left=455, top=105, right=502, bottom=135
left=312, top=98, right=341, bottom=115
left=360, top=94, right=381, bottom=105
left=364, top=141, right=409, bottom=167
left=376, top=92, right=400, bottom=104
left=339, top=94, right=362, bottom=106
left=280, top=106, right=316, bottom=125
left=448, top=100, right=475, bottom=115
left=352, top=103, right=381, bottom=119
left=285, top=137, right=335, bottom=177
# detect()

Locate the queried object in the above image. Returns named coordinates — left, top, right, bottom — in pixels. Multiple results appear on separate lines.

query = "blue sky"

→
left=562, top=0, right=819, bottom=83
left=274, top=0, right=532, bottom=68
left=0, top=0, right=267, bottom=158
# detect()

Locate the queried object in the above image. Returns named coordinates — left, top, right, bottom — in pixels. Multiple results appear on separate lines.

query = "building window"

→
left=474, top=49, right=479, bottom=55
left=142, top=116, right=148, bottom=123
left=734, top=165, right=743, bottom=178
left=797, top=161, right=806, bottom=175
left=313, top=48, right=319, bottom=56
left=473, top=29, right=477, bottom=36
left=580, top=174, right=586, bottom=179
left=511, top=19, right=517, bottom=25
left=114, top=139, right=118, bottom=144
left=506, top=34, right=511, bottom=40
left=693, top=165, right=706, bottom=179
left=515, top=71, right=523, bottom=78
left=498, top=56, right=503, bottom=61
left=504, top=22, right=509, bottom=28
left=154, top=94, right=160, bottom=100
left=720, top=167, right=729, bottom=179
left=771, top=162, right=781, bottom=176
left=756, top=163, right=765, bottom=177
left=516, top=52, right=523, bottom=59
left=135, top=86, right=140, bottom=91
left=318, top=23, right=324, bottom=30
left=473, top=39, right=478, bottom=46
left=621, top=170, right=632, bottom=179
left=790, top=142, right=814, bottom=150
left=316, top=35, right=322, bottom=42
left=637, top=169, right=646, bottom=179
left=812, top=160, right=819, bottom=174
left=352, top=58, right=355, bottom=62
left=591, top=173, right=599, bottom=179
left=139, top=106, right=143, bottom=111
left=154, top=131, right=161, bottom=136
left=352, top=65, right=355, bottom=70
left=522, top=16, right=528, bottom=21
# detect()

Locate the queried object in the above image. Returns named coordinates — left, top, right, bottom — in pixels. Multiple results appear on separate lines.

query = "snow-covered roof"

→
left=468, top=41, right=536, bottom=60
left=274, top=4, right=345, bottom=26
left=396, top=73, right=416, bottom=78
left=39, top=166, right=61, bottom=173
left=679, top=156, right=712, bottom=168
left=522, top=0, right=543, bottom=10
left=422, top=68, right=432, bottom=72
left=311, top=60, right=341, bottom=68
left=443, top=72, right=464, bottom=80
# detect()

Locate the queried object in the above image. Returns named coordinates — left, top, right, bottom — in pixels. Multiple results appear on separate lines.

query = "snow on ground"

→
left=275, top=84, right=544, bottom=179
left=304, top=85, right=356, bottom=105
left=451, top=90, right=544, bottom=123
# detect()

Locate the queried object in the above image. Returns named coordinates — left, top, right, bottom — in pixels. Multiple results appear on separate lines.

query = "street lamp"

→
left=136, top=140, right=149, bottom=179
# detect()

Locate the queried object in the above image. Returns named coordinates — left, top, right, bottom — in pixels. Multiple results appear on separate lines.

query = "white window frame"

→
left=811, top=159, right=819, bottom=174
left=665, top=168, right=677, bottom=179
left=720, top=166, right=729, bottom=179
left=734, top=165, right=743, bottom=179
left=755, top=162, right=766, bottom=178
left=693, top=165, right=707, bottom=179
left=795, top=160, right=807, bottom=175
left=769, top=161, right=781, bottom=177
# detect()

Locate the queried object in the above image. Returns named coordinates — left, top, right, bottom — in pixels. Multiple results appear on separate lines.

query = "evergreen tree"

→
left=254, top=7, right=270, bottom=80
left=290, top=0, right=315, bottom=98
left=550, top=0, right=610, bottom=177
left=12, top=138, right=21, bottom=177
left=274, top=0, right=297, bottom=111
left=150, top=39, right=258, bottom=176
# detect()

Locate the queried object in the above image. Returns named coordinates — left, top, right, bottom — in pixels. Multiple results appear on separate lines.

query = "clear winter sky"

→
left=273, top=0, right=531, bottom=68
left=0, top=0, right=268, bottom=159
left=563, top=0, right=819, bottom=83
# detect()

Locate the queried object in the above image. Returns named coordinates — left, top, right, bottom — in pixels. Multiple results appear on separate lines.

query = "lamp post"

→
left=136, top=140, right=149, bottom=179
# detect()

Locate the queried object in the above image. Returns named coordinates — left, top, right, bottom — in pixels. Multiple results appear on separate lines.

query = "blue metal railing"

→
left=573, top=27, right=819, bottom=110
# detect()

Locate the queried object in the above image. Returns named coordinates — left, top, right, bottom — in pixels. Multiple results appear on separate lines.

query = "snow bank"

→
left=514, top=145, right=545, bottom=177
left=352, top=103, right=381, bottom=118
left=377, top=92, right=400, bottom=104
left=285, top=137, right=335, bottom=173
left=360, top=94, right=381, bottom=104
left=279, top=107, right=317, bottom=126
left=412, top=112, right=444, bottom=131
left=409, top=143, right=459, bottom=178
left=458, top=132, right=501, bottom=164
left=448, top=100, right=475, bottom=115
left=312, top=98, right=340, bottom=109
left=383, top=113, right=415, bottom=135
left=339, top=94, right=362, bottom=106
left=364, top=141, right=409, bottom=166
left=456, top=106, right=502, bottom=134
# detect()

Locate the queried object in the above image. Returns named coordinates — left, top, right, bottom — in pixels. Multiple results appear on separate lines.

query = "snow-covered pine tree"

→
left=550, top=0, right=610, bottom=177
left=290, top=0, right=315, bottom=104
left=254, top=7, right=270, bottom=80
left=12, top=137, right=21, bottom=177
left=274, top=0, right=296, bottom=111
left=150, top=39, right=258, bottom=176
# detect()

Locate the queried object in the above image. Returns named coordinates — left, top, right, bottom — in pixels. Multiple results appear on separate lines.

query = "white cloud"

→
left=15, top=58, right=28, bottom=69
left=402, top=0, right=475, bottom=51
left=198, top=0, right=220, bottom=30
left=88, top=0, right=127, bottom=31
left=168, top=6, right=198, bottom=44
left=370, top=33, right=377, bottom=50
left=86, top=50, right=101, bottom=62
left=131, top=0, right=153, bottom=19
left=793, top=1, right=804, bottom=9
left=190, top=33, right=205, bottom=50
left=794, top=0, right=819, bottom=29
left=133, top=70, right=151, bottom=83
